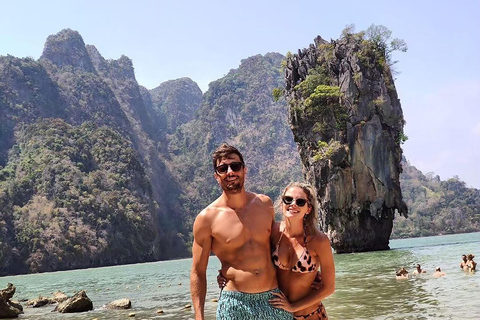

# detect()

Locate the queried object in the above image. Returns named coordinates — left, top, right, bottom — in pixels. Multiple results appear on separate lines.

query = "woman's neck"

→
left=282, top=220, right=304, bottom=238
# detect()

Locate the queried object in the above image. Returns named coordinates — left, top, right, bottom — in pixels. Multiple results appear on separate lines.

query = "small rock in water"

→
left=184, top=304, right=191, bottom=309
left=129, top=312, right=135, bottom=317
left=104, top=298, right=131, bottom=310
left=211, top=298, right=218, bottom=302
left=156, top=309, right=164, bottom=313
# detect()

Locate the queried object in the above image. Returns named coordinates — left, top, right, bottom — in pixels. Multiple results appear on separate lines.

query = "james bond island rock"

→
left=284, top=28, right=408, bottom=253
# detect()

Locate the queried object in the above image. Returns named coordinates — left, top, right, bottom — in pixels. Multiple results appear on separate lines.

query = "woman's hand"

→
left=217, top=270, right=227, bottom=289
left=269, top=290, right=296, bottom=313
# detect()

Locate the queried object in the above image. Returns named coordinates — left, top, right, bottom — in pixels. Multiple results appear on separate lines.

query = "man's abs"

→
left=215, top=242, right=277, bottom=293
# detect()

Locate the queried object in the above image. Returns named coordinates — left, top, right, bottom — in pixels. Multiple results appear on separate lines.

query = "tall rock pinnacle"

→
left=40, top=28, right=95, bottom=72
left=284, top=33, right=408, bottom=253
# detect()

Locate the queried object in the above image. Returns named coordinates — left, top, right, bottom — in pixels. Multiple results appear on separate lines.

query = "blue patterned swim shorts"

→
left=216, top=288, right=293, bottom=320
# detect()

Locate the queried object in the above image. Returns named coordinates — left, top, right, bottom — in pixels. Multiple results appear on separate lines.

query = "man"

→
left=190, top=144, right=292, bottom=320
left=460, top=254, right=468, bottom=269
left=432, top=267, right=446, bottom=278
left=412, top=264, right=426, bottom=275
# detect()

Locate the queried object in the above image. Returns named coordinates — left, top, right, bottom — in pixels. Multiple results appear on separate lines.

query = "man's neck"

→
left=222, top=189, right=248, bottom=210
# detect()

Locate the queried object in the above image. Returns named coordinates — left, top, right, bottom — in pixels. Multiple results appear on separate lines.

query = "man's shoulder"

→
left=247, top=191, right=273, bottom=205
left=199, top=199, right=224, bottom=217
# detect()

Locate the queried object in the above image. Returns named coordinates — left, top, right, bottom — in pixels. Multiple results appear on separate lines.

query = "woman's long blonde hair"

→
left=278, top=182, right=319, bottom=236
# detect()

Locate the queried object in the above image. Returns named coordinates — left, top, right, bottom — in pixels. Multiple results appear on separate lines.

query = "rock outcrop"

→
left=40, top=28, right=96, bottom=72
left=284, top=33, right=408, bottom=252
left=26, top=296, right=51, bottom=308
left=0, top=283, right=22, bottom=318
left=104, top=298, right=132, bottom=310
left=26, top=290, right=68, bottom=307
left=53, top=290, right=93, bottom=313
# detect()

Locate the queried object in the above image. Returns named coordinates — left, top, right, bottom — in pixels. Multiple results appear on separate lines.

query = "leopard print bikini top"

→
left=271, top=229, right=317, bottom=273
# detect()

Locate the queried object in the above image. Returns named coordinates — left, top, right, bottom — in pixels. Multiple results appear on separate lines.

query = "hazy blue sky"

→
left=1, top=0, right=479, bottom=188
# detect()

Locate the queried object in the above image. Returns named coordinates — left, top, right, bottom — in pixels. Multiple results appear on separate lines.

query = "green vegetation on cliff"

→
left=0, top=119, right=156, bottom=274
left=0, top=28, right=477, bottom=274
left=394, top=160, right=480, bottom=238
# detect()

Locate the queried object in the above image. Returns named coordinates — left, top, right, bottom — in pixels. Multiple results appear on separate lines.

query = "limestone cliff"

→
left=284, top=32, right=408, bottom=253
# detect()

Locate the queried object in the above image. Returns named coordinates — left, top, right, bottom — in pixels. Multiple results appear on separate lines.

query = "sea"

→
left=1, top=232, right=479, bottom=320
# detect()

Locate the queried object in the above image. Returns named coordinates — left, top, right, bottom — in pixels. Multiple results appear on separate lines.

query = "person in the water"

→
left=412, top=264, right=426, bottom=275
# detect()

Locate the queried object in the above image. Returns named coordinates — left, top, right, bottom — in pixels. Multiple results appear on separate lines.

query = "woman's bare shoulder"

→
left=308, top=229, right=331, bottom=252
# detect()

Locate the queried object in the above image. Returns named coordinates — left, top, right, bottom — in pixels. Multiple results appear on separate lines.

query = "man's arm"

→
left=190, top=210, right=213, bottom=320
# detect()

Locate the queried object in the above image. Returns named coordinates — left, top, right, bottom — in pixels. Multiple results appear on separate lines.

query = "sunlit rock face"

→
left=284, top=35, right=407, bottom=253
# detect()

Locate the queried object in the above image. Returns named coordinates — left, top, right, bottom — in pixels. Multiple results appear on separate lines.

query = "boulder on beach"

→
left=0, top=298, right=22, bottom=318
left=26, top=290, right=68, bottom=308
left=8, top=301, right=23, bottom=312
left=26, top=296, right=52, bottom=308
left=0, top=283, right=22, bottom=318
left=0, top=283, right=15, bottom=301
left=51, top=291, right=68, bottom=303
left=104, top=298, right=132, bottom=310
left=54, top=290, right=93, bottom=313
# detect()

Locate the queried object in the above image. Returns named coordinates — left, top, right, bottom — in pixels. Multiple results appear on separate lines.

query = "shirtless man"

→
left=460, top=254, right=468, bottom=269
left=432, top=267, right=446, bottom=277
left=190, top=144, right=292, bottom=320
left=412, top=264, right=426, bottom=275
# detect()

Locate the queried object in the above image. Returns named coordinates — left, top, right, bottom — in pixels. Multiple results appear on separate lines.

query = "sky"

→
left=1, top=0, right=479, bottom=189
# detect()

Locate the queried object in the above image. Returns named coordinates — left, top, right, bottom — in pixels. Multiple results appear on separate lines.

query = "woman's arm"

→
left=270, top=231, right=335, bottom=313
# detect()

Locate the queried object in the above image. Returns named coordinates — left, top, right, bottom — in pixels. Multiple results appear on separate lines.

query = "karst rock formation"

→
left=284, top=33, right=408, bottom=253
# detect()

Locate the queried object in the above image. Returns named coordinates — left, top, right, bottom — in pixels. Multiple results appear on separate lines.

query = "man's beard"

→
left=221, top=178, right=244, bottom=194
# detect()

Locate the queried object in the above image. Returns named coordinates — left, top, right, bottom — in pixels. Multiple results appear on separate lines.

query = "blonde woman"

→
left=268, top=182, right=335, bottom=319
left=466, top=254, right=477, bottom=272
left=217, top=182, right=335, bottom=319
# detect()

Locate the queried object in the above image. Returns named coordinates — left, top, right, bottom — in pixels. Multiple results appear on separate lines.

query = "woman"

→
left=218, top=182, right=335, bottom=319
left=466, top=254, right=477, bottom=272
left=395, top=267, right=409, bottom=279
left=268, top=182, right=335, bottom=319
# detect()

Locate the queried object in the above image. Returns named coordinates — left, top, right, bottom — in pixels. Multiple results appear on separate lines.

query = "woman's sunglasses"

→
left=215, top=162, right=244, bottom=174
left=282, top=196, right=308, bottom=207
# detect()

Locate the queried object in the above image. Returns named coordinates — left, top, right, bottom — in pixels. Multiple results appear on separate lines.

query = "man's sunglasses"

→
left=282, top=196, right=308, bottom=207
left=215, top=162, right=244, bottom=174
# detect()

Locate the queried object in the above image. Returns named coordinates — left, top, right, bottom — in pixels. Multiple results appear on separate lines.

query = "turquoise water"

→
left=1, top=232, right=479, bottom=319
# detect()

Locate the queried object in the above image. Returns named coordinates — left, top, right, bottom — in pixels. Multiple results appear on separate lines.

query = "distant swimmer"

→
left=432, top=267, right=446, bottom=277
left=396, top=267, right=409, bottom=279
left=460, top=254, right=468, bottom=270
left=466, top=254, right=477, bottom=272
left=412, top=264, right=427, bottom=275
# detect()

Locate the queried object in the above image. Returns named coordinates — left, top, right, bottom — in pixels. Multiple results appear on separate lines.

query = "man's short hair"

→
left=212, top=143, right=245, bottom=171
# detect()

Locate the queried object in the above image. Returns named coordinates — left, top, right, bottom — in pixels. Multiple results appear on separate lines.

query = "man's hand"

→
left=311, top=271, right=323, bottom=290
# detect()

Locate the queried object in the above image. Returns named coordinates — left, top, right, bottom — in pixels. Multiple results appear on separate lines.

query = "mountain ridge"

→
left=0, top=28, right=478, bottom=275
